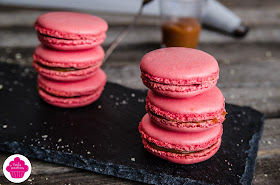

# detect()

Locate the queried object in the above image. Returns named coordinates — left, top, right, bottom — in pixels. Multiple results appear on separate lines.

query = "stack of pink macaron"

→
left=139, top=47, right=227, bottom=164
left=32, top=12, right=108, bottom=108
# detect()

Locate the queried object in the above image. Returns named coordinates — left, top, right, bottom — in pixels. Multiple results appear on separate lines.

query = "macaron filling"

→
left=37, top=33, right=106, bottom=47
left=139, top=119, right=223, bottom=151
left=141, top=71, right=219, bottom=86
left=37, top=32, right=105, bottom=42
left=38, top=87, right=86, bottom=98
left=143, top=138, right=222, bottom=160
left=36, top=69, right=107, bottom=108
left=146, top=97, right=226, bottom=123
left=34, top=61, right=93, bottom=72
left=145, top=139, right=219, bottom=155
left=37, top=81, right=104, bottom=98
left=38, top=86, right=104, bottom=108
left=141, top=74, right=218, bottom=93
left=147, top=105, right=227, bottom=125
left=32, top=45, right=104, bottom=76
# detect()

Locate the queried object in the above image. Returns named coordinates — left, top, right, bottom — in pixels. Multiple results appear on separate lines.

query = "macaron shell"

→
left=139, top=114, right=223, bottom=151
left=35, top=12, right=108, bottom=38
left=143, top=138, right=221, bottom=164
left=33, top=60, right=101, bottom=81
left=146, top=87, right=225, bottom=121
left=33, top=45, right=105, bottom=68
left=37, top=69, right=106, bottom=97
left=39, top=85, right=104, bottom=108
left=140, top=47, right=219, bottom=82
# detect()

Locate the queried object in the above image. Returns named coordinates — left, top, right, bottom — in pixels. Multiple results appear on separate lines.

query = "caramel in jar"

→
left=161, top=17, right=201, bottom=48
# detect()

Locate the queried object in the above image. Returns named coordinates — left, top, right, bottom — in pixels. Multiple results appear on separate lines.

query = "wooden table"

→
left=0, top=1, right=279, bottom=184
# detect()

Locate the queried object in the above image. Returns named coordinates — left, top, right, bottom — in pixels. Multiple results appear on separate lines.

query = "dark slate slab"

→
left=0, top=63, right=264, bottom=185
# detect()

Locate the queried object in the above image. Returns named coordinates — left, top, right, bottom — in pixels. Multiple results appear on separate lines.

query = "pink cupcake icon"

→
left=6, top=157, right=29, bottom=178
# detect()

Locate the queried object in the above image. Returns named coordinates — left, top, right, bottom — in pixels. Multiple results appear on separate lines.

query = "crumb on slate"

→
left=42, top=135, right=49, bottom=139
left=120, top=100, right=127, bottom=105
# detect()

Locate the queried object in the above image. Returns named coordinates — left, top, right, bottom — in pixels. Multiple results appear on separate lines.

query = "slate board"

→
left=0, top=63, right=264, bottom=185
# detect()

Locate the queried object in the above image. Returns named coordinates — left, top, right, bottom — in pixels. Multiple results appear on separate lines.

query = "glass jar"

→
left=159, top=0, right=206, bottom=48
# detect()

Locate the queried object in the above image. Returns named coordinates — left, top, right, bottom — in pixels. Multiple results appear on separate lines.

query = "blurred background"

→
left=0, top=0, right=279, bottom=184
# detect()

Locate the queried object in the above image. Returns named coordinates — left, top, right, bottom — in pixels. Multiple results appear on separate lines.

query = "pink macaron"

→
left=146, top=86, right=226, bottom=132
left=139, top=114, right=223, bottom=164
left=140, top=47, right=219, bottom=98
left=33, top=44, right=104, bottom=81
left=37, top=69, right=106, bottom=108
left=35, top=12, right=108, bottom=50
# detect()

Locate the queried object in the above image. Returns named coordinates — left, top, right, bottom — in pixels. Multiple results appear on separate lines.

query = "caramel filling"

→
left=35, top=61, right=90, bottom=72
left=146, top=139, right=218, bottom=154
left=148, top=106, right=227, bottom=124
left=221, top=111, right=228, bottom=116
left=141, top=74, right=219, bottom=89
left=38, top=32, right=74, bottom=40
left=37, top=32, right=102, bottom=41
left=141, top=74, right=209, bottom=86
left=38, top=87, right=84, bottom=98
